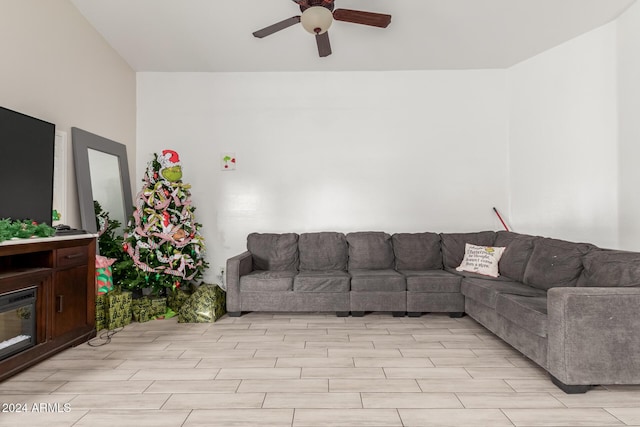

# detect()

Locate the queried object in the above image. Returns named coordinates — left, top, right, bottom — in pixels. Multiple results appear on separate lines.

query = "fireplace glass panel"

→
left=0, top=287, right=36, bottom=361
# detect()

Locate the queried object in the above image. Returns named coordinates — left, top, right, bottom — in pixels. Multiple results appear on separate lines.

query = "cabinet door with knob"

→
left=52, top=246, right=89, bottom=338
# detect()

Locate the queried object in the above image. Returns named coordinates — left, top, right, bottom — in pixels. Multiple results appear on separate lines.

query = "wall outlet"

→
left=216, top=266, right=225, bottom=286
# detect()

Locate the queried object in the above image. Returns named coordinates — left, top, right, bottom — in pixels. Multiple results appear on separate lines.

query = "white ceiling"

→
left=70, top=0, right=636, bottom=72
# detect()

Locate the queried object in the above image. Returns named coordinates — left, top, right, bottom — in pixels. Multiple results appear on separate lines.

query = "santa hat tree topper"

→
left=121, top=149, right=208, bottom=295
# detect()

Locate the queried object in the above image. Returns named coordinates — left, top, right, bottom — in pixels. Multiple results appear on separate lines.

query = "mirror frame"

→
left=72, top=127, right=133, bottom=234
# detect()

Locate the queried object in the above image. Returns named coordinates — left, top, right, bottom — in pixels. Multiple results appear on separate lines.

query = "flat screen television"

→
left=0, top=107, right=56, bottom=226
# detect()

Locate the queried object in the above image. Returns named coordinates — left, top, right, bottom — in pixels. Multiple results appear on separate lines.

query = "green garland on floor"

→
left=0, top=218, right=56, bottom=243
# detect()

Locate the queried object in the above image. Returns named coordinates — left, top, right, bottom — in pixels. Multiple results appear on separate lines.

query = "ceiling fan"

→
left=252, top=0, right=392, bottom=57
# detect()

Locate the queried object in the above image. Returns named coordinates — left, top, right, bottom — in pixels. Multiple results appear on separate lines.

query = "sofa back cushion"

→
left=392, top=233, right=442, bottom=270
left=494, top=231, right=536, bottom=282
left=440, top=231, right=496, bottom=270
left=578, top=249, right=640, bottom=287
left=298, top=232, right=348, bottom=271
left=247, top=233, right=299, bottom=271
left=347, top=231, right=394, bottom=270
left=523, top=237, right=593, bottom=290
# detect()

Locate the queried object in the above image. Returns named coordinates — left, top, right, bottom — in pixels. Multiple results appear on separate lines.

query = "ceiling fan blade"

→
left=333, top=9, right=391, bottom=28
left=253, top=16, right=301, bottom=38
left=315, top=31, right=332, bottom=57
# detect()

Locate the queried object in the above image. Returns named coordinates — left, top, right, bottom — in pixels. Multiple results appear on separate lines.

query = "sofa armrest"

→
left=547, top=286, right=640, bottom=386
left=226, top=251, right=253, bottom=312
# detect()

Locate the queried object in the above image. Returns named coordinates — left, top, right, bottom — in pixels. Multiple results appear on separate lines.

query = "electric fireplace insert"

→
left=0, top=287, right=36, bottom=361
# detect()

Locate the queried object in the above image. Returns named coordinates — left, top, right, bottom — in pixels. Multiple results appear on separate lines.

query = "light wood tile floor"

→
left=1, top=312, right=640, bottom=427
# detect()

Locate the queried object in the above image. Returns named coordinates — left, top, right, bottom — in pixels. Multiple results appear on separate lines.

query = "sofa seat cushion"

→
left=496, top=294, right=548, bottom=338
left=578, top=249, right=640, bottom=287
left=392, top=233, right=443, bottom=270
left=294, top=270, right=350, bottom=293
left=346, top=232, right=395, bottom=270
left=401, top=270, right=462, bottom=293
left=523, top=237, right=594, bottom=290
left=247, top=233, right=299, bottom=271
left=350, top=269, right=406, bottom=292
left=299, top=232, right=348, bottom=271
left=461, top=277, right=546, bottom=309
left=240, top=270, right=296, bottom=292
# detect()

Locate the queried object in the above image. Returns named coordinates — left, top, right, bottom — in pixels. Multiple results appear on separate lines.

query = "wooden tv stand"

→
left=0, top=235, right=96, bottom=382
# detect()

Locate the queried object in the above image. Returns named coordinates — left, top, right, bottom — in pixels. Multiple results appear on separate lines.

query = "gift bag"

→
left=95, top=255, right=116, bottom=295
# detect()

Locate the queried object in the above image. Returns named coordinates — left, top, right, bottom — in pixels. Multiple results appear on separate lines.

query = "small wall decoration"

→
left=221, top=153, right=236, bottom=171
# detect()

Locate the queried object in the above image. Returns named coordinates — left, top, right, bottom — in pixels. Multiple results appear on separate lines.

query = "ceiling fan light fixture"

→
left=300, top=6, right=333, bottom=35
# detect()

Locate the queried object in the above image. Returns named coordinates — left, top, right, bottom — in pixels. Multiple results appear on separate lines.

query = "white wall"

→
left=137, top=71, right=509, bottom=280
left=617, top=1, right=640, bottom=250
left=136, top=9, right=639, bottom=282
left=507, top=23, right=619, bottom=248
left=2, top=0, right=633, bottom=284
left=0, top=0, right=136, bottom=228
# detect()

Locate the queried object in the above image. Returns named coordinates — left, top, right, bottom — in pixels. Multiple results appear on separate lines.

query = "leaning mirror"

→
left=72, top=127, right=133, bottom=236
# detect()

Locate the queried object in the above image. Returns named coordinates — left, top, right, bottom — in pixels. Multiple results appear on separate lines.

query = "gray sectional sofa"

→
left=226, top=230, right=640, bottom=393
